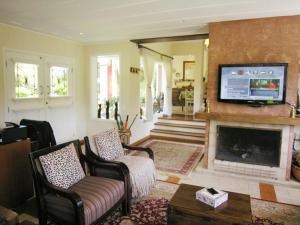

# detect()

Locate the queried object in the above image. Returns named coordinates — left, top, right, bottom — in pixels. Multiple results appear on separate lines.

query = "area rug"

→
left=101, top=181, right=300, bottom=225
left=19, top=181, right=300, bottom=225
left=132, top=140, right=203, bottom=180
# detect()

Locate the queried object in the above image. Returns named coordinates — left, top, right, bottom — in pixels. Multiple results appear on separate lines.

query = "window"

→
left=50, top=66, right=69, bottom=97
left=5, top=50, right=73, bottom=105
left=97, top=56, right=119, bottom=119
left=15, top=62, right=39, bottom=98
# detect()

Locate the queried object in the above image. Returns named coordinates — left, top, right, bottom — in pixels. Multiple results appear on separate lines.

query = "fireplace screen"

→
left=216, top=126, right=281, bottom=167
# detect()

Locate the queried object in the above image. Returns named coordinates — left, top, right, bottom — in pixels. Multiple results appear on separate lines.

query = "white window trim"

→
left=90, top=53, right=121, bottom=120
left=3, top=48, right=75, bottom=118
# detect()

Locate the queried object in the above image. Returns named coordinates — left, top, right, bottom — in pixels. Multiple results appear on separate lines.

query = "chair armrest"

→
left=37, top=174, right=84, bottom=224
left=83, top=154, right=130, bottom=181
left=122, top=144, right=154, bottom=160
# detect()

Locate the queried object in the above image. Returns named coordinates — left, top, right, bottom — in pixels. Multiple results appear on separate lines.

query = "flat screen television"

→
left=218, top=63, right=287, bottom=105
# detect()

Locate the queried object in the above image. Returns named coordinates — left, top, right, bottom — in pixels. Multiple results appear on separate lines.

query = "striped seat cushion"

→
left=69, top=176, right=124, bottom=225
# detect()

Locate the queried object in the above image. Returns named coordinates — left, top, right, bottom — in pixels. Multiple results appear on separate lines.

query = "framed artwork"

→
left=183, top=61, right=195, bottom=80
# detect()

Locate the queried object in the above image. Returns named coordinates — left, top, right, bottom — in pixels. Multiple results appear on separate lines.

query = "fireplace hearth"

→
left=216, top=126, right=281, bottom=167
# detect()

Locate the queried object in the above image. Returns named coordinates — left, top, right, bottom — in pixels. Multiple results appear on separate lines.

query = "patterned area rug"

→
left=133, top=140, right=203, bottom=179
left=19, top=181, right=300, bottom=225
left=101, top=181, right=300, bottom=225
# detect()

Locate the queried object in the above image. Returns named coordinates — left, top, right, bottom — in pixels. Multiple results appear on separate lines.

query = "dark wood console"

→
left=0, top=140, right=33, bottom=208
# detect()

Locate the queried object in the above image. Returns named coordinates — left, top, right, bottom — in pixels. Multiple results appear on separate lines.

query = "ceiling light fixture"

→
left=79, top=32, right=84, bottom=35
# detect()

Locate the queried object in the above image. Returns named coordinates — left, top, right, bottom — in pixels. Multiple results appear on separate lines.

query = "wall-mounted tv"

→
left=218, top=63, right=287, bottom=105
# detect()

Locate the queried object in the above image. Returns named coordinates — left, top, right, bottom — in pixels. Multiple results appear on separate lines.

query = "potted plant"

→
left=292, top=151, right=300, bottom=181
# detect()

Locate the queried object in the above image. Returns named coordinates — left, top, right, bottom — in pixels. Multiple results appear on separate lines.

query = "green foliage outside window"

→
left=15, top=63, right=39, bottom=98
left=50, top=66, right=68, bottom=96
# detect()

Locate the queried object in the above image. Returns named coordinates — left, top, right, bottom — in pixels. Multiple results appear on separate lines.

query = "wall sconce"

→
left=130, top=67, right=140, bottom=73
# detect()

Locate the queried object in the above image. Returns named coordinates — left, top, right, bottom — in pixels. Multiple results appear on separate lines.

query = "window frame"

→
left=3, top=49, right=75, bottom=115
left=9, top=57, right=44, bottom=101
left=95, top=55, right=120, bottom=120
left=46, top=61, right=73, bottom=99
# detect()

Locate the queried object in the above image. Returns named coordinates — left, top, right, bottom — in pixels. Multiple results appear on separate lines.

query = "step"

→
left=150, top=135, right=205, bottom=145
left=157, top=119, right=206, bottom=126
left=154, top=122, right=205, bottom=129
left=154, top=124, right=205, bottom=134
left=158, top=116, right=207, bottom=122
left=158, top=116, right=198, bottom=121
left=150, top=132, right=205, bottom=142
left=150, top=129, right=205, bottom=138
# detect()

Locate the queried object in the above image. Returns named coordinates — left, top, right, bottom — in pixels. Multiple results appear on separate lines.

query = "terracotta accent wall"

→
left=208, top=16, right=300, bottom=117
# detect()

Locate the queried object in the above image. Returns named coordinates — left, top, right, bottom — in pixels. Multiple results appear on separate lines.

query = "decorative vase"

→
left=292, top=164, right=300, bottom=181
left=114, top=102, right=118, bottom=120
left=119, top=129, right=131, bottom=145
left=97, top=104, right=101, bottom=118
left=106, top=101, right=110, bottom=119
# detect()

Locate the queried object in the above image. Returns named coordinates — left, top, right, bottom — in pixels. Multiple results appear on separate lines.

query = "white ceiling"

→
left=0, top=0, right=300, bottom=43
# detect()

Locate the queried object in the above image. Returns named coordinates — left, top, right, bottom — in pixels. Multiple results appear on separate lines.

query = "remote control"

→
left=207, top=188, right=218, bottom=195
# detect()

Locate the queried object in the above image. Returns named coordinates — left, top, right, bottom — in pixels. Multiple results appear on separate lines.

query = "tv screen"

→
left=218, top=63, right=287, bottom=105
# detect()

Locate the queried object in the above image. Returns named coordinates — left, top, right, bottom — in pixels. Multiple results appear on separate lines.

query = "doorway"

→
left=140, top=39, right=208, bottom=117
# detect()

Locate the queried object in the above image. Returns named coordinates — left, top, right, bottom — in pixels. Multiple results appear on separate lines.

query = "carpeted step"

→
left=158, top=116, right=206, bottom=122
left=151, top=129, right=204, bottom=137
left=157, top=118, right=206, bottom=126
left=150, top=135, right=204, bottom=144
left=150, top=129, right=205, bottom=142
left=154, top=122, right=205, bottom=134
left=154, top=122, right=205, bottom=129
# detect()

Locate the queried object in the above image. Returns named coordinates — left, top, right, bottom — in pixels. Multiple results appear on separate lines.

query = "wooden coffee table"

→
left=168, top=184, right=252, bottom=225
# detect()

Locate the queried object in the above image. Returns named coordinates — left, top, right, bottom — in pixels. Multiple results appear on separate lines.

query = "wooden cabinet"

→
left=172, top=88, right=185, bottom=106
left=0, top=140, right=33, bottom=208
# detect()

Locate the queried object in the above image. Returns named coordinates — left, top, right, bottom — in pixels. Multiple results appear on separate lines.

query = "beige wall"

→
left=0, top=23, right=87, bottom=138
left=84, top=41, right=153, bottom=142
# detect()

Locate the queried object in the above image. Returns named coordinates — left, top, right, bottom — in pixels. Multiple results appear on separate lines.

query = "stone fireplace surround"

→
left=207, top=120, right=293, bottom=180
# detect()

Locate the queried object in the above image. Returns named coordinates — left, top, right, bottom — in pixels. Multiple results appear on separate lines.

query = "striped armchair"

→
left=29, top=140, right=130, bottom=225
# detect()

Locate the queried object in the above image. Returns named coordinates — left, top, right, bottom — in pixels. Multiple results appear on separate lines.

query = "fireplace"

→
left=216, top=126, right=281, bottom=167
left=207, top=120, right=293, bottom=180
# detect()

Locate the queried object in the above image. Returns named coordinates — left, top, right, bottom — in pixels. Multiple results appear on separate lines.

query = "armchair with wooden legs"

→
left=29, top=139, right=130, bottom=225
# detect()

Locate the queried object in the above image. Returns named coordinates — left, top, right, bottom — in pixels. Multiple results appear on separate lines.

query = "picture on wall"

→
left=183, top=61, right=195, bottom=80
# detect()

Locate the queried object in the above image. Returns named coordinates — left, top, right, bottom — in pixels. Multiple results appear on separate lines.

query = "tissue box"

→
left=196, top=188, right=228, bottom=208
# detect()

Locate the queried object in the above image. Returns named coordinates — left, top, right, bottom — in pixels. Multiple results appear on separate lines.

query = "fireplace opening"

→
left=216, top=126, right=281, bottom=167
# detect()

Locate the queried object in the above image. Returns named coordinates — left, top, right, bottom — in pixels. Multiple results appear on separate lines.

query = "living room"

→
left=1, top=1, right=300, bottom=225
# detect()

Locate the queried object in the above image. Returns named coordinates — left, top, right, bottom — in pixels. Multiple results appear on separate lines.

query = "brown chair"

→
left=29, top=139, right=130, bottom=225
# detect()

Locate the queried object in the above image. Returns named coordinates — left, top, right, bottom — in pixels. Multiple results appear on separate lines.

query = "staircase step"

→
left=154, top=125, right=205, bottom=134
left=154, top=122, right=205, bottom=129
left=150, top=135, right=204, bottom=145
left=158, top=116, right=205, bottom=122
left=150, top=132, right=205, bottom=142
left=150, top=129, right=205, bottom=138
left=157, top=119, right=206, bottom=126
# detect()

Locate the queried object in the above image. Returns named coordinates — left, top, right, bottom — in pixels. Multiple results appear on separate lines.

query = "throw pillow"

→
left=39, top=143, right=85, bottom=189
left=94, top=128, right=124, bottom=160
